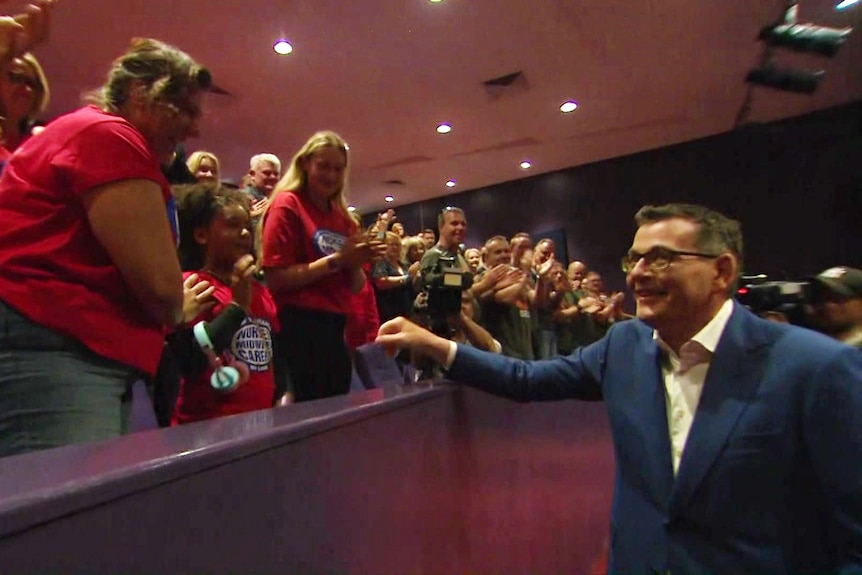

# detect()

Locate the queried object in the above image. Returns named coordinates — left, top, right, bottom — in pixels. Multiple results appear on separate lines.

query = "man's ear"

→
left=714, top=253, right=738, bottom=292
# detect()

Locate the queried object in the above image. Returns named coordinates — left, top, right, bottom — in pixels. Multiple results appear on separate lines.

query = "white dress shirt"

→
left=654, top=298, right=734, bottom=475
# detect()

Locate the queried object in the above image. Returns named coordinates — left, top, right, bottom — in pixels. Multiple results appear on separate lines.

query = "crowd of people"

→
left=0, top=3, right=861, bottom=573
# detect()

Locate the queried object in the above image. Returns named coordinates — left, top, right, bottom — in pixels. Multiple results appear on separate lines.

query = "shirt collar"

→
left=654, top=298, right=734, bottom=355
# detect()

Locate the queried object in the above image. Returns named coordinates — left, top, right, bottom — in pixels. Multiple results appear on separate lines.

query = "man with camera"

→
left=418, top=207, right=471, bottom=291
left=810, top=266, right=862, bottom=348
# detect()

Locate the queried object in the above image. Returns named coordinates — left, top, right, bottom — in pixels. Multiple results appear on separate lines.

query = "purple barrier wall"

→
left=0, top=384, right=614, bottom=574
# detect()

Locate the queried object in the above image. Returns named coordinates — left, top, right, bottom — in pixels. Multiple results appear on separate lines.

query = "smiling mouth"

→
left=635, top=288, right=665, bottom=299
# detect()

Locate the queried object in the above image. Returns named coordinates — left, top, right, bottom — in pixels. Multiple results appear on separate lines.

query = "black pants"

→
left=277, top=305, right=351, bottom=402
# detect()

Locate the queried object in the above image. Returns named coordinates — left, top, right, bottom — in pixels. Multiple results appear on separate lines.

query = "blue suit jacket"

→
left=449, top=302, right=862, bottom=574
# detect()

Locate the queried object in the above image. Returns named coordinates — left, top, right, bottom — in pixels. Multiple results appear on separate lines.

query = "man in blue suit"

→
left=377, top=203, right=862, bottom=574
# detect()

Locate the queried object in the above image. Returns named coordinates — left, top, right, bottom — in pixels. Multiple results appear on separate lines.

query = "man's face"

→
left=625, top=217, right=728, bottom=341
left=568, top=262, right=586, bottom=285
left=485, top=239, right=511, bottom=268
left=465, top=249, right=481, bottom=272
left=249, top=161, right=280, bottom=196
left=812, top=294, right=862, bottom=335
left=510, top=236, right=532, bottom=264
left=439, top=211, right=466, bottom=248
left=533, top=241, right=554, bottom=266
left=421, top=231, right=436, bottom=249
left=584, top=273, right=603, bottom=293
left=551, top=265, right=569, bottom=290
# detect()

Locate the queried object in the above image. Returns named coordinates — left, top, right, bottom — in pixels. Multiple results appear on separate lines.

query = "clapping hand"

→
left=250, top=197, right=269, bottom=219
left=0, top=0, right=55, bottom=61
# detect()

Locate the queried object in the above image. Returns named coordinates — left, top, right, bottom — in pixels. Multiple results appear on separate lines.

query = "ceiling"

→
left=19, top=0, right=862, bottom=214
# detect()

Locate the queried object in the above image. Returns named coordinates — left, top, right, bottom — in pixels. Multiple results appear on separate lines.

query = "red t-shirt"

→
left=345, top=262, right=379, bottom=349
left=173, top=271, right=280, bottom=424
left=261, top=190, right=357, bottom=315
left=0, top=106, right=176, bottom=374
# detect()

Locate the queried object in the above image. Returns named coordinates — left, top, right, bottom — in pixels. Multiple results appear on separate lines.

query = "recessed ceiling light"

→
left=429, top=0, right=444, bottom=3
left=520, top=161, right=532, bottom=170
left=273, top=40, right=293, bottom=55
left=836, top=0, right=859, bottom=9
left=347, top=205, right=356, bottom=212
left=384, top=195, right=395, bottom=203
left=436, top=123, right=452, bottom=134
left=560, top=100, right=579, bottom=113
left=446, top=180, right=456, bottom=188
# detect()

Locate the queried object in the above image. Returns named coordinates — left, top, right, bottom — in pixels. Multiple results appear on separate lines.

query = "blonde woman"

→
left=185, top=150, right=220, bottom=183
left=260, top=131, right=384, bottom=401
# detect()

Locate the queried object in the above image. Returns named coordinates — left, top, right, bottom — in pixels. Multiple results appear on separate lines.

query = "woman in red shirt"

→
left=260, top=131, right=384, bottom=401
left=0, top=38, right=211, bottom=457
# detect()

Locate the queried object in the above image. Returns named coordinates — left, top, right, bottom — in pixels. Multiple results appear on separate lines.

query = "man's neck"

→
left=656, top=298, right=729, bottom=355
left=436, top=242, right=458, bottom=254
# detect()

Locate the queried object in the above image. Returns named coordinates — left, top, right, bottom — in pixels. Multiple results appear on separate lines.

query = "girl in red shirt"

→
left=171, top=184, right=280, bottom=423
left=260, top=131, right=384, bottom=401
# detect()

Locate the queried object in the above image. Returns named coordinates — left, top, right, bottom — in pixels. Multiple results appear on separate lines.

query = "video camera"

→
left=422, top=254, right=473, bottom=336
left=735, top=275, right=814, bottom=327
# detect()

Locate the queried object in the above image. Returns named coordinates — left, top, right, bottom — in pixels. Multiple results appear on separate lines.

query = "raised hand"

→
left=407, top=261, right=421, bottom=279
left=495, top=266, right=525, bottom=290
left=231, top=254, right=257, bottom=311
left=250, top=197, right=269, bottom=219
left=341, top=232, right=384, bottom=267
left=0, top=0, right=55, bottom=62
left=537, top=255, right=556, bottom=278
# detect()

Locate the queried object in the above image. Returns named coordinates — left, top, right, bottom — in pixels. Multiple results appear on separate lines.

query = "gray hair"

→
left=249, top=153, right=281, bottom=174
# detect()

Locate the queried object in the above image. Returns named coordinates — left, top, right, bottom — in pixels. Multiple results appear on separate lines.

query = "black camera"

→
left=421, top=254, right=473, bottom=336
left=735, top=276, right=814, bottom=327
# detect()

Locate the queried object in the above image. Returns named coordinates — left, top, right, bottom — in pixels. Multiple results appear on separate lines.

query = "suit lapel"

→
left=632, top=330, right=676, bottom=507
left=668, top=305, right=770, bottom=518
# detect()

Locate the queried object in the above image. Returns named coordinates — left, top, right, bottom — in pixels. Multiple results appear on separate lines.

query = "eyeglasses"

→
left=6, top=71, right=40, bottom=91
left=621, top=247, right=721, bottom=273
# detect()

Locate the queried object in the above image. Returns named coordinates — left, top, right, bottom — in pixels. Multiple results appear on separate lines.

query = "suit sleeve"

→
left=447, top=331, right=609, bottom=402
left=803, top=345, right=862, bottom=572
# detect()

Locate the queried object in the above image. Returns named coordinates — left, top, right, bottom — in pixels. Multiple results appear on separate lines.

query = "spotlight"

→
left=758, top=22, right=852, bottom=57
left=745, top=66, right=824, bottom=94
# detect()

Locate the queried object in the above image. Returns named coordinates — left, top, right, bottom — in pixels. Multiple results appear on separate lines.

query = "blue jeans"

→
left=0, top=300, right=139, bottom=458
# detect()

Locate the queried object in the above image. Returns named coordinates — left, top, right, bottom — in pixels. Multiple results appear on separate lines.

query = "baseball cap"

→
left=811, top=266, right=862, bottom=299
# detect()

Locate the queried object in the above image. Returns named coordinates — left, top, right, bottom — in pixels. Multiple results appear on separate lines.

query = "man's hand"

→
left=537, top=255, right=556, bottom=279
left=250, top=197, right=269, bottom=219
left=495, top=267, right=526, bottom=291
left=376, top=208, right=396, bottom=231
left=376, top=316, right=451, bottom=365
